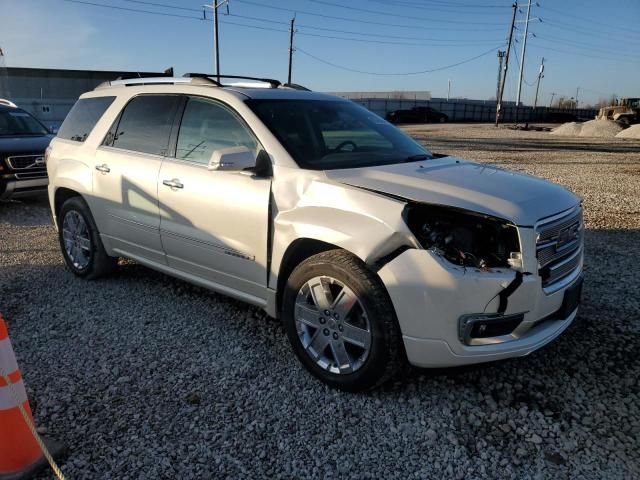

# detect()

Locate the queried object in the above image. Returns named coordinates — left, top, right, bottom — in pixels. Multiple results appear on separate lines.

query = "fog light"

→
left=458, top=312, right=525, bottom=345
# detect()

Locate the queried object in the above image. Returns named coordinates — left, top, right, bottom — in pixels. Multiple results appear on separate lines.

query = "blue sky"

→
left=1, top=0, right=638, bottom=106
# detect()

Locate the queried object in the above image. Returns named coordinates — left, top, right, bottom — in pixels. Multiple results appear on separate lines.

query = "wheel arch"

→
left=275, top=238, right=342, bottom=316
left=53, top=187, right=84, bottom=228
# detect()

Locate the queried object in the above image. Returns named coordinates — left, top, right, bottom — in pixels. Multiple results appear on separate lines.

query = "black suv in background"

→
left=385, top=106, right=448, bottom=124
left=0, top=100, right=53, bottom=200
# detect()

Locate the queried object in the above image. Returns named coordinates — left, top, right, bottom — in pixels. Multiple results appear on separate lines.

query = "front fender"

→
left=269, top=179, right=418, bottom=290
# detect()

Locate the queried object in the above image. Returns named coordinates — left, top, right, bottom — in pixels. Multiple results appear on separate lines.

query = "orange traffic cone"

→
left=0, top=315, right=65, bottom=480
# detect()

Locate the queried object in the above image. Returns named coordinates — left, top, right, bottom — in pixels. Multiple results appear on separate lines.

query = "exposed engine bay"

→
left=404, top=203, right=521, bottom=269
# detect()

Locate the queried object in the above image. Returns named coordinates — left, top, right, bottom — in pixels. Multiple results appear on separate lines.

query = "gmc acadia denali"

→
left=46, top=75, right=583, bottom=391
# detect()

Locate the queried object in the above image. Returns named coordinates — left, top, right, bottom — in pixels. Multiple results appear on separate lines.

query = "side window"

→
left=110, top=95, right=180, bottom=156
left=175, top=97, right=258, bottom=165
left=57, top=96, right=115, bottom=142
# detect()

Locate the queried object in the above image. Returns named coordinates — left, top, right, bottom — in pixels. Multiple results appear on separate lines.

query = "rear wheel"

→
left=283, top=250, right=404, bottom=392
left=58, top=196, right=117, bottom=279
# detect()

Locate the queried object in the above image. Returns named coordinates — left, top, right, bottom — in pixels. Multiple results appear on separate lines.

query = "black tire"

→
left=283, top=249, right=405, bottom=392
left=58, top=196, right=117, bottom=279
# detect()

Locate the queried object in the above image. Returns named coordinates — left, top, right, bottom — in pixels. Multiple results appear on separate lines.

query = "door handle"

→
left=95, top=164, right=110, bottom=173
left=163, top=178, right=184, bottom=189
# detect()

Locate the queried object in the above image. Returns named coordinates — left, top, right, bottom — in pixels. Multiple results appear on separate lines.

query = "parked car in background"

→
left=386, top=106, right=448, bottom=124
left=46, top=75, right=583, bottom=391
left=0, top=99, right=53, bottom=200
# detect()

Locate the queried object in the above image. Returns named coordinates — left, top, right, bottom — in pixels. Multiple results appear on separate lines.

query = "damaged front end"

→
left=400, top=202, right=530, bottom=346
left=403, top=202, right=522, bottom=271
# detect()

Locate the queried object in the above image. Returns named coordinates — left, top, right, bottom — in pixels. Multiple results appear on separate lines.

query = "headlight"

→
left=403, top=203, right=521, bottom=269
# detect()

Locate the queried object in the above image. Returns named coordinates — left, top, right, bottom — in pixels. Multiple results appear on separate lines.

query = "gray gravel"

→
left=1, top=123, right=639, bottom=479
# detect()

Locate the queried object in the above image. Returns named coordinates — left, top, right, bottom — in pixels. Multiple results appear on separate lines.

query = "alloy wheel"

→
left=294, top=276, right=372, bottom=374
left=62, top=210, right=92, bottom=270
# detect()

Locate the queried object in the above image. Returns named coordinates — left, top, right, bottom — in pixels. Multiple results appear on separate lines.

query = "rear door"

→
left=158, top=96, right=271, bottom=301
left=93, top=94, right=181, bottom=264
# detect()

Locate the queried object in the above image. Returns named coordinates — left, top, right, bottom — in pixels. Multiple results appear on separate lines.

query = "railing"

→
left=345, top=97, right=597, bottom=123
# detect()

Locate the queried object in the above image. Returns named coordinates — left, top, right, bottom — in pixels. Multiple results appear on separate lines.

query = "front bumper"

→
left=0, top=177, right=49, bottom=200
left=378, top=248, right=582, bottom=368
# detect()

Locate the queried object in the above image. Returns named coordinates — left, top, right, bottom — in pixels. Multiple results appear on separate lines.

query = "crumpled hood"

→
left=324, top=156, right=580, bottom=226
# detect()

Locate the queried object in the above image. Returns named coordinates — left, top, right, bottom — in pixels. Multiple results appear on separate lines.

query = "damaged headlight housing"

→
left=403, top=203, right=521, bottom=269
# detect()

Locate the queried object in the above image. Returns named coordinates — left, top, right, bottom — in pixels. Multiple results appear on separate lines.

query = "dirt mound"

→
left=551, top=122, right=583, bottom=136
left=579, top=119, right=624, bottom=138
left=551, top=119, right=624, bottom=138
left=616, top=124, right=640, bottom=139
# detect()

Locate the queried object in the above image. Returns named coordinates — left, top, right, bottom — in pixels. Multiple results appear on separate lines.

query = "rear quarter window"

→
left=57, top=96, right=116, bottom=142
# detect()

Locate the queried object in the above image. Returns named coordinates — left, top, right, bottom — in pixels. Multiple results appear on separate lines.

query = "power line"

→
left=540, top=18, right=640, bottom=41
left=62, top=0, right=292, bottom=32
left=63, top=0, right=506, bottom=47
left=232, top=0, right=503, bottom=31
left=296, top=32, right=498, bottom=47
left=227, top=13, right=503, bottom=43
left=538, top=4, right=640, bottom=36
left=370, top=0, right=510, bottom=10
left=534, top=33, right=640, bottom=56
left=120, top=0, right=201, bottom=12
left=304, top=0, right=505, bottom=25
left=63, top=0, right=200, bottom=20
left=528, top=43, right=639, bottom=65
left=295, top=44, right=503, bottom=75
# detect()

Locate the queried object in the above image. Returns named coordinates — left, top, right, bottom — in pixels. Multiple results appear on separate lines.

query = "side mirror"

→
left=207, top=146, right=255, bottom=171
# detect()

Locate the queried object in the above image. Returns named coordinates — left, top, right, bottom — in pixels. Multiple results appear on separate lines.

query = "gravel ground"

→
left=1, top=123, right=639, bottom=479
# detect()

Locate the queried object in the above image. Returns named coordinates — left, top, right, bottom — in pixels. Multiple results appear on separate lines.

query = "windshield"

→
left=246, top=99, right=432, bottom=170
left=0, top=109, right=49, bottom=136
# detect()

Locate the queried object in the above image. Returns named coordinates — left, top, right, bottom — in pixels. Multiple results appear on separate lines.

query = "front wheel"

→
left=58, top=196, right=117, bottom=279
left=283, top=250, right=405, bottom=392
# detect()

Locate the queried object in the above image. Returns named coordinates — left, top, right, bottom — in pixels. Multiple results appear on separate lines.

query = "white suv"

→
left=46, top=75, right=583, bottom=391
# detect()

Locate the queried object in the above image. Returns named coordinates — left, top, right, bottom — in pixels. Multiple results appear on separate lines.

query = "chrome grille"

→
left=536, top=206, right=583, bottom=289
left=6, top=154, right=45, bottom=170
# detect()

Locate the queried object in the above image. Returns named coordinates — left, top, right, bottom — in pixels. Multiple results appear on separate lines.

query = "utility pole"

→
left=0, top=46, right=9, bottom=99
left=496, top=50, right=506, bottom=106
left=549, top=92, right=556, bottom=108
left=204, top=0, right=229, bottom=83
left=533, top=57, right=544, bottom=109
left=575, top=87, right=580, bottom=108
left=495, top=2, right=518, bottom=126
left=287, top=16, right=296, bottom=84
left=447, top=79, right=451, bottom=101
left=516, top=0, right=532, bottom=106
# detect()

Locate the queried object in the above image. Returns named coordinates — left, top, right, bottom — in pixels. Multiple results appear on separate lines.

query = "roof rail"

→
left=183, top=73, right=281, bottom=88
left=0, top=99, right=18, bottom=108
left=282, top=83, right=311, bottom=91
left=96, top=76, right=220, bottom=89
left=115, top=66, right=175, bottom=82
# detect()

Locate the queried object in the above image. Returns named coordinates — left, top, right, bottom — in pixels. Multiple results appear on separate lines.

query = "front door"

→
left=158, top=96, right=271, bottom=301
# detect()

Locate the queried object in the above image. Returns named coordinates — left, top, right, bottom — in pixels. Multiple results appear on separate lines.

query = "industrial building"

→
left=0, top=67, right=162, bottom=129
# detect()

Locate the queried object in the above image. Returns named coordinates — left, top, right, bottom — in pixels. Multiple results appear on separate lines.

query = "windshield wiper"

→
left=405, top=154, right=431, bottom=162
